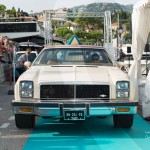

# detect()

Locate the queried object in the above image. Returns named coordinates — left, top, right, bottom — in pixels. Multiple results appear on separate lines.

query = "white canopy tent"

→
left=128, top=0, right=150, bottom=101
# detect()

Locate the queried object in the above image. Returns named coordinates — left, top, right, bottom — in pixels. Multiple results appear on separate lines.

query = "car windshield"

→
left=33, top=48, right=113, bottom=66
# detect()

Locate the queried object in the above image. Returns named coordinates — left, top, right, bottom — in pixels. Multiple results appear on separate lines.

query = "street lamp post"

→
left=118, top=26, right=123, bottom=47
left=84, top=36, right=87, bottom=45
left=117, top=26, right=123, bottom=60
left=101, top=38, right=104, bottom=46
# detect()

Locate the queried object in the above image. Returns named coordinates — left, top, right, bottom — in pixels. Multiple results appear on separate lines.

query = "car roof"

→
left=44, top=45, right=105, bottom=49
left=16, top=51, right=38, bottom=54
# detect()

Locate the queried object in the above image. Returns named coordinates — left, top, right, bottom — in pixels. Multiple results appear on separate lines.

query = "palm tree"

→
left=66, top=21, right=72, bottom=30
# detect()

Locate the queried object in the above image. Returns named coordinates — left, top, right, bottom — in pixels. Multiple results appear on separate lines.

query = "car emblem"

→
left=99, top=94, right=107, bottom=98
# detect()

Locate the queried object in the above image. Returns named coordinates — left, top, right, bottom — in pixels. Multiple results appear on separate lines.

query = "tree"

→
left=74, top=30, right=103, bottom=44
left=89, top=31, right=103, bottom=40
left=0, top=4, right=6, bottom=16
left=75, top=18, right=86, bottom=31
left=66, top=33, right=72, bottom=40
left=16, top=8, right=21, bottom=17
left=11, top=7, right=16, bottom=16
left=74, top=30, right=88, bottom=39
left=65, top=21, right=72, bottom=30
left=6, top=7, right=16, bottom=17
left=75, top=17, right=95, bottom=31
left=55, top=27, right=73, bottom=39
left=93, top=18, right=104, bottom=32
left=52, top=20, right=57, bottom=34
left=75, top=17, right=104, bottom=32
left=123, top=33, right=132, bottom=44
left=125, top=22, right=130, bottom=32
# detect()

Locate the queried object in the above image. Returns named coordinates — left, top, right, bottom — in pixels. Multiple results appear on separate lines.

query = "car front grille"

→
left=40, top=85, right=110, bottom=100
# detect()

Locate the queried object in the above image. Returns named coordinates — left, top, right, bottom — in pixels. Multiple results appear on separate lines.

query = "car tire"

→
left=15, top=114, right=35, bottom=129
left=113, top=114, right=133, bottom=128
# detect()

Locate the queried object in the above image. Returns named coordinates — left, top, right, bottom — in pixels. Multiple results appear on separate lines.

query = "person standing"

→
left=16, top=48, right=31, bottom=75
left=117, top=49, right=126, bottom=62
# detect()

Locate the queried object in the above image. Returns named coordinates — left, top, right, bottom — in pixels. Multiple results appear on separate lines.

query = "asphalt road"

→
left=23, top=115, right=150, bottom=150
left=1, top=82, right=150, bottom=150
left=0, top=82, right=32, bottom=150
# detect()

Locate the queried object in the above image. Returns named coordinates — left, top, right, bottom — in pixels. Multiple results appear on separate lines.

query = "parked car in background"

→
left=12, top=45, right=137, bottom=129
left=15, top=51, right=38, bottom=62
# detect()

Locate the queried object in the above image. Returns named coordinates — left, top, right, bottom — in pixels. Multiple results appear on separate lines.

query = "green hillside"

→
left=70, top=2, right=133, bottom=13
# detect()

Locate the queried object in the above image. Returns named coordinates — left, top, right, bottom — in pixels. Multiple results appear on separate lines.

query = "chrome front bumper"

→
left=12, top=100, right=138, bottom=117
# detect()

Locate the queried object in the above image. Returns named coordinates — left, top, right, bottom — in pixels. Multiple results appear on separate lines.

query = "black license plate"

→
left=64, top=110, right=85, bottom=120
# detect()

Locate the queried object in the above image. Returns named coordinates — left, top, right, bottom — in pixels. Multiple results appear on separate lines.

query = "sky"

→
left=0, top=0, right=138, bottom=13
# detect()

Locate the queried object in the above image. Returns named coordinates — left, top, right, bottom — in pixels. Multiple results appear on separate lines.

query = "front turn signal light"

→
left=19, top=107, right=33, bottom=113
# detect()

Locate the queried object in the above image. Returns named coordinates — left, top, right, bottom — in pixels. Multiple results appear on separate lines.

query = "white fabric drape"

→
left=142, top=72, right=150, bottom=118
left=128, top=0, right=150, bottom=101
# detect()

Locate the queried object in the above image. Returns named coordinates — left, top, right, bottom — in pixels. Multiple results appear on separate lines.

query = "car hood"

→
left=18, top=65, right=129, bottom=85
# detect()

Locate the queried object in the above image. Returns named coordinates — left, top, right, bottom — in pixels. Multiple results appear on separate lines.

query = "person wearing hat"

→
left=16, top=48, right=32, bottom=75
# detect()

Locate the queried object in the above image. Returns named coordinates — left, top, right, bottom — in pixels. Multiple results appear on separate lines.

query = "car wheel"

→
left=15, top=114, right=35, bottom=129
left=113, top=114, right=133, bottom=128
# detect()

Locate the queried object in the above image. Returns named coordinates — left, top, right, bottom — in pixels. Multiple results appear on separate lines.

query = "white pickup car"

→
left=12, top=45, right=137, bottom=128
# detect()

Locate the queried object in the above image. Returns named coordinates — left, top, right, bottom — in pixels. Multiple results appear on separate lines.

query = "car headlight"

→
left=20, top=81, right=33, bottom=98
left=116, top=81, right=130, bottom=98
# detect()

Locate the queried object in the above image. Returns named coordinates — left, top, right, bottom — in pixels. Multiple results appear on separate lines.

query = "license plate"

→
left=64, top=110, right=85, bottom=120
